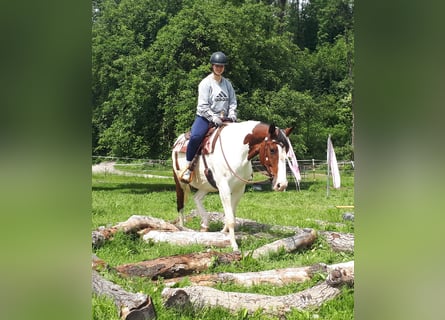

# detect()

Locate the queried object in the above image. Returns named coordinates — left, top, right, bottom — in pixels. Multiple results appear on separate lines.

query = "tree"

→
left=91, top=0, right=354, bottom=160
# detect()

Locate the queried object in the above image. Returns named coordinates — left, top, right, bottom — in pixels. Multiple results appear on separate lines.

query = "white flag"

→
left=327, top=135, right=341, bottom=189
left=286, top=139, right=301, bottom=183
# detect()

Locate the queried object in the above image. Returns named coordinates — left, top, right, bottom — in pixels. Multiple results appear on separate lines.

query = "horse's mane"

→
left=275, top=127, right=290, bottom=153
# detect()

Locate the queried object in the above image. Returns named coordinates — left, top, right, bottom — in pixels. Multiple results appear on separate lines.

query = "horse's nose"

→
left=274, top=181, right=288, bottom=191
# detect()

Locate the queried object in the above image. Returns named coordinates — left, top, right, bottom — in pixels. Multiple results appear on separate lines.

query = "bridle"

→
left=258, top=136, right=288, bottom=178
left=218, top=130, right=287, bottom=184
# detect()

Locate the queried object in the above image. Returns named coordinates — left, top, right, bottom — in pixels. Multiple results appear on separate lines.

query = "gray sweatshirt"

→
left=196, top=73, right=237, bottom=121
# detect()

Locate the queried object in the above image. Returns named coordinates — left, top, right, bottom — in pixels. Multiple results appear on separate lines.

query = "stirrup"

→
left=180, top=168, right=192, bottom=184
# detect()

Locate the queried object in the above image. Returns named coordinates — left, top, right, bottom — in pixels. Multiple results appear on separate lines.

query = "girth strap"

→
left=201, top=153, right=218, bottom=189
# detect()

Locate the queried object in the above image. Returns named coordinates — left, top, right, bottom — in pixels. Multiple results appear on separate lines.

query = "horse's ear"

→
left=243, top=133, right=252, bottom=145
left=284, top=127, right=293, bottom=137
left=244, top=133, right=261, bottom=160
left=247, top=144, right=261, bottom=160
left=268, top=124, right=276, bottom=136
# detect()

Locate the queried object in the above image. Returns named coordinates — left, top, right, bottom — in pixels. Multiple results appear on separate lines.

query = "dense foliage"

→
left=92, top=0, right=354, bottom=160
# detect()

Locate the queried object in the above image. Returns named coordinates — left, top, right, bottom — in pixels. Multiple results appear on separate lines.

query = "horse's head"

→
left=244, top=123, right=293, bottom=191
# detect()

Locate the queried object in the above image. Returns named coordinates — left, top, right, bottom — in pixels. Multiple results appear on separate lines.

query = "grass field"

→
left=92, top=162, right=354, bottom=319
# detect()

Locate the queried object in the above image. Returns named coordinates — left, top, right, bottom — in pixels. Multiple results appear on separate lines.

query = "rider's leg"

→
left=181, top=116, right=209, bottom=183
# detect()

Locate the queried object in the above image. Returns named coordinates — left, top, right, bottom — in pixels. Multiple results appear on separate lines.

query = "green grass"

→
left=92, top=164, right=354, bottom=319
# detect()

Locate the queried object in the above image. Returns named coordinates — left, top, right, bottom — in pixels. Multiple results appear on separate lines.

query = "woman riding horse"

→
left=180, top=51, right=237, bottom=183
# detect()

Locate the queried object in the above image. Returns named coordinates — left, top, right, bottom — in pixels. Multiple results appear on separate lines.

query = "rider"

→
left=180, top=51, right=238, bottom=183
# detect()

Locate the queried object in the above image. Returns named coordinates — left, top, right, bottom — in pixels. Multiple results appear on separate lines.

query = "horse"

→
left=171, top=120, right=293, bottom=251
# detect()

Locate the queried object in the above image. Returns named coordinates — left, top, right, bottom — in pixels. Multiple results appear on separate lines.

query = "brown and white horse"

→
left=172, top=120, right=292, bottom=251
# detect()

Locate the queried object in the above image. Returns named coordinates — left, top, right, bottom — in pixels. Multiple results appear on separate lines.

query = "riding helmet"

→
left=210, top=51, right=228, bottom=65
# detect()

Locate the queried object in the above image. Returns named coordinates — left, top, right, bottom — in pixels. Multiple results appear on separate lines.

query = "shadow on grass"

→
left=244, top=179, right=320, bottom=193
left=92, top=175, right=323, bottom=195
left=92, top=182, right=177, bottom=194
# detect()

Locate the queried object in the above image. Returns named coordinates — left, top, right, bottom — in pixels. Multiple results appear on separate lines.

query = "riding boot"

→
left=180, top=153, right=200, bottom=184
left=180, top=167, right=192, bottom=184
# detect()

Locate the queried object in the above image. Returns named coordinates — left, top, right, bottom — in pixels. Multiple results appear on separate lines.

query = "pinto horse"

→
left=172, top=120, right=292, bottom=251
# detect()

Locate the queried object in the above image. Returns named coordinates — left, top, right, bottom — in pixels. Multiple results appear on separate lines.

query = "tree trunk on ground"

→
left=92, top=254, right=109, bottom=271
left=117, top=230, right=316, bottom=279
left=143, top=228, right=316, bottom=256
left=251, top=228, right=317, bottom=259
left=162, top=262, right=354, bottom=316
left=92, top=270, right=156, bottom=320
left=320, top=231, right=354, bottom=252
left=115, top=251, right=242, bottom=279
left=189, top=210, right=301, bottom=233
left=143, top=230, right=238, bottom=248
left=163, top=261, right=353, bottom=288
left=92, top=215, right=181, bottom=248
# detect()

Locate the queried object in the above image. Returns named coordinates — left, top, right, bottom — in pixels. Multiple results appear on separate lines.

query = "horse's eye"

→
left=270, top=148, right=276, bottom=154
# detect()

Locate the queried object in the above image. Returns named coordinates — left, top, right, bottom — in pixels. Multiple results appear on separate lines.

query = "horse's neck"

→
left=219, top=122, right=259, bottom=159
left=226, top=121, right=259, bottom=146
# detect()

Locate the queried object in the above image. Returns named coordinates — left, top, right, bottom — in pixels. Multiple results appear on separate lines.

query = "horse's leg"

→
left=220, top=182, right=245, bottom=231
left=230, top=184, right=246, bottom=215
left=217, top=183, right=239, bottom=251
left=173, top=170, right=186, bottom=226
left=194, top=189, right=210, bottom=232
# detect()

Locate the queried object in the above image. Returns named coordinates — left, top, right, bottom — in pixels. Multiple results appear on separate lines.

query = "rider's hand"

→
left=212, top=116, right=223, bottom=127
left=228, top=115, right=237, bottom=122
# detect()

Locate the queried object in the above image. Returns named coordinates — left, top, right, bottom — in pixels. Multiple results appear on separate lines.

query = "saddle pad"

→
left=172, top=136, right=188, bottom=153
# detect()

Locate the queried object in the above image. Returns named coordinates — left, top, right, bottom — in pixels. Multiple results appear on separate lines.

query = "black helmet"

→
left=210, top=51, right=228, bottom=65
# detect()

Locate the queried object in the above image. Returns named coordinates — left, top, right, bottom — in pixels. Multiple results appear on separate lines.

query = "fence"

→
left=92, top=156, right=354, bottom=181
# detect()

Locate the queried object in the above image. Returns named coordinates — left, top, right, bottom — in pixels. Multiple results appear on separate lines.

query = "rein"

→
left=218, top=130, right=272, bottom=185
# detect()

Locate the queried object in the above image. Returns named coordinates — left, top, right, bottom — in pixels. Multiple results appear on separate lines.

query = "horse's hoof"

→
left=200, top=226, right=209, bottom=232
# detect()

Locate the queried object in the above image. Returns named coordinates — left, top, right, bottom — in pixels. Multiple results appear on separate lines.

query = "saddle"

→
left=174, top=124, right=224, bottom=155
left=173, top=123, right=229, bottom=189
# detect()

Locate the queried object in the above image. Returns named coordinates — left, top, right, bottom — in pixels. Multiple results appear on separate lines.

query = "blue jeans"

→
left=186, top=116, right=211, bottom=162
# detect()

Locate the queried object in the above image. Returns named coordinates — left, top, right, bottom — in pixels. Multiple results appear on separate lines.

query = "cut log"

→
left=320, top=231, right=354, bottom=252
left=92, top=254, right=108, bottom=272
left=143, top=230, right=237, bottom=248
left=143, top=228, right=316, bottom=255
left=115, top=251, right=241, bottom=279
left=251, top=228, right=317, bottom=259
left=163, top=260, right=354, bottom=288
left=92, top=270, right=156, bottom=320
left=92, top=215, right=180, bottom=248
left=189, top=210, right=301, bottom=233
left=162, top=262, right=354, bottom=316
left=326, top=261, right=354, bottom=287
left=163, top=264, right=323, bottom=287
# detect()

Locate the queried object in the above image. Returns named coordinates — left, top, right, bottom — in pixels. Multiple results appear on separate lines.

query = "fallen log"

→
left=92, top=254, right=109, bottom=272
left=251, top=228, right=317, bottom=259
left=326, top=261, right=354, bottom=287
left=92, top=215, right=181, bottom=248
left=162, top=262, right=354, bottom=316
left=163, top=265, right=322, bottom=287
left=117, top=230, right=315, bottom=279
left=92, top=270, right=156, bottom=320
left=320, top=231, right=354, bottom=253
left=162, top=260, right=354, bottom=288
left=142, top=230, right=237, bottom=248
left=189, top=210, right=301, bottom=233
left=143, top=227, right=316, bottom=255
left=115, top=251, right=241, bottom=279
